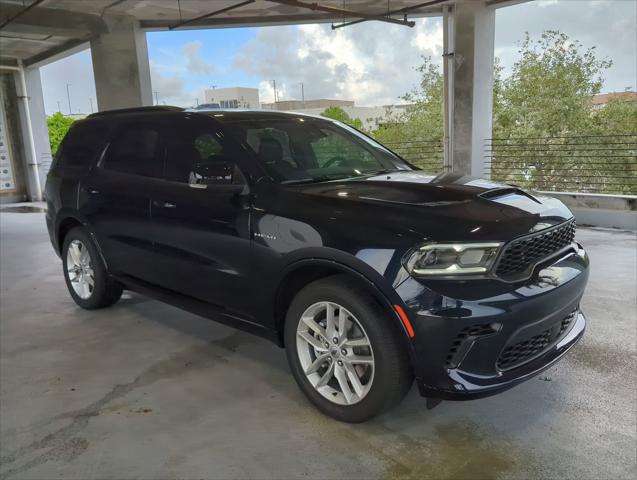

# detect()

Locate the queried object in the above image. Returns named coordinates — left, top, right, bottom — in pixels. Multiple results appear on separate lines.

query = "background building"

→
left=204, top=87, right=259, bottom=108
left=261, top=99, right=353, bottom=110
left=261, top=98, right=411, bottom=130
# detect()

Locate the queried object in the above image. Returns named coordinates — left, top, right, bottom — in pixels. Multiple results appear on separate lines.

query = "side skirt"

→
left=115, top=274, right=279, bottom=344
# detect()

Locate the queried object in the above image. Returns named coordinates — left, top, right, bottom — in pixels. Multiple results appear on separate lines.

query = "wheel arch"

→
left=55, top=212, right=109, bottom=270
left=273, top=256, right=416, bottom=359
left=57, top=215, right=84, bottom=253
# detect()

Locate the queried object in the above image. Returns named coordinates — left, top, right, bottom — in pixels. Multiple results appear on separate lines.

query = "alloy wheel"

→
left=66, top=239, right=94, bottom=300
left=296, top=301, right=375, bottom=405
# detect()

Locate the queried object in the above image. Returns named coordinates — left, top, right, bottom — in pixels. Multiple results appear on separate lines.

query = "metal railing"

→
left=380, top=135, right=636, bottom=195
left=383, top=139, right=444, bottom=173
left=484, top=134, right=637, bottom=195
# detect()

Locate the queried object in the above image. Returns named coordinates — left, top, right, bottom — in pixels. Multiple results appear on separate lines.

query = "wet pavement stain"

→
left=383, top=423, right=515, bottom=480
left=0, top=206, right=47, bottom=213
left=0, top=334, right=241, bottom=479
left=568, top=340, right=635, bottom=374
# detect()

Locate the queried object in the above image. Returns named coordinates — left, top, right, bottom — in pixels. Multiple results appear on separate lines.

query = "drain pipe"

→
left=15, top=60, right=42, bottom=201
left=442, top=4, right=454, bottom=174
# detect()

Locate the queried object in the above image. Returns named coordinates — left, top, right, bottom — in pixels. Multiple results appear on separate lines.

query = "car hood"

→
left=290, top=172, right=573, bottom=242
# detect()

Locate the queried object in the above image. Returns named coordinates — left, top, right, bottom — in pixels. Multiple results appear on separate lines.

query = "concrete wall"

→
left=204, top=87, right=259, bottom=108
left=262, top=99, right=354, bottom=110
left=544, top=192, right=637, bottom=230
left=277, top=105, right=404, bottom=130
left=0, top=73, right=28, bottom=203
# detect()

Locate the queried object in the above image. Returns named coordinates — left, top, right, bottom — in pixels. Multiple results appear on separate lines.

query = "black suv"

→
left=45, top=107, right=588, bottom=422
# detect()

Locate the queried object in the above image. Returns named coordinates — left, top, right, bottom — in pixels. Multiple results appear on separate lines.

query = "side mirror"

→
left=189, top=160, right=234, bottom=188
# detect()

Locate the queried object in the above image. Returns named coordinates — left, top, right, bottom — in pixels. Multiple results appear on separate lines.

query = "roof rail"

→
left=87, top=105, right=184, bottom=118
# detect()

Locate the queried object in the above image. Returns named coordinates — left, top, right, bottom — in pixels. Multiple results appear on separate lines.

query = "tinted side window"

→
left=164, top=123, right=244, bottom=185
left=311, top=128, right=375, bottom=168
left=102, top=124, right=163, bottom=178
left=56, top=121, right=106, bottom=170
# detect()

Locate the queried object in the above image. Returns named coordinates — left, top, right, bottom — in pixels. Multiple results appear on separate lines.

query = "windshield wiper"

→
left=281, top=176, right=335, bottom=185
left=281, top=169, right=405, bottom=185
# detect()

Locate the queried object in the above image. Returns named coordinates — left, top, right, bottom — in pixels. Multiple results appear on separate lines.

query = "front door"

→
left=148, top=116, right=254, bottom=320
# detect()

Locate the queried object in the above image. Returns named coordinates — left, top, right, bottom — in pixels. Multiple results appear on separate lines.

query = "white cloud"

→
left=181, top=40, right=213, bottom=75
left=149, top=61, right=207, bottom=107
left=233, top=18, right=443, bottom=107
left=411, top=24, right=444, bottom=55
left=148, top=40, right=215, bottom=107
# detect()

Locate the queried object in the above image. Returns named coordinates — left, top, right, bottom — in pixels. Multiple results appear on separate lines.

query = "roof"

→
left=84, top=105, right=333, bottom=123
left=195, top=109, right=332, bottom=122
left=0, top=0, right=455, bottom=67
left=591, top=92, right=637, bottom=106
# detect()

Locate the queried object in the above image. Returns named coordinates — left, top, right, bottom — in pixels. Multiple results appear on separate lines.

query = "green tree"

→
left=374, top=31, right=636, bottom=191
left=372, top=56, right=443, bottom=172
left=320, top=106, right=363, bottom=130
left=491, top=31, right=635, bottom=194
left=47, top=112, right=75, bottom=154
left=493, top=30, right=612, bottom=138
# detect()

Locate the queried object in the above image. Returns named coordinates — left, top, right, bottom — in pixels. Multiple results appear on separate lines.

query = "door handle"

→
left=153, top=200, right=176, bottom=208
left=83, top=187, right=100, bottom=195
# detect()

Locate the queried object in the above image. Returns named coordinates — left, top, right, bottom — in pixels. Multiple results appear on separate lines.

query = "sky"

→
left=40, top=0, right=637, bottom=115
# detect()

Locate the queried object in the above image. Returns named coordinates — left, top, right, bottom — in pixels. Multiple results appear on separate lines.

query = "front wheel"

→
left=284, top=275, right=413, bottom=422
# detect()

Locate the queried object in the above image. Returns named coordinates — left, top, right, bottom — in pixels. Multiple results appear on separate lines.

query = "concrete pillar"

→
left=90, top=17, right=152, bottom=111
left=23, top=67, right=52, bottom=188
left=450, top=2, right=495, bottom=177
left=14, top=65, right=50, bottom=201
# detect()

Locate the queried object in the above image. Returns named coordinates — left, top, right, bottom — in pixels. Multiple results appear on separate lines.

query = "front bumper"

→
left=395, top=242, right=589, bottom=400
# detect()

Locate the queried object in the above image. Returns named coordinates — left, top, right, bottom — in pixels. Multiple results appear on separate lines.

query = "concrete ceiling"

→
left=0, top=0, right=517, bottom=67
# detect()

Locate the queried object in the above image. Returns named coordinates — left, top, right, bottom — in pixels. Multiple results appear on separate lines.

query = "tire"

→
left=61, top=226, right=123, bottom=309
left=284, top=274, right=413, bottom=422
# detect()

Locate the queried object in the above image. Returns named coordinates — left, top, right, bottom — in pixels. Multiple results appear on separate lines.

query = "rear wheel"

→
left=285, top=275, right=413, bottom=422
left=62, top=227, right=122, bottom=309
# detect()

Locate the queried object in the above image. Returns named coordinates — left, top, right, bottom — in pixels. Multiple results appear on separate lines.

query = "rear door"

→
left=80, top=118, right=166, bottom=282
left=148, top=116, right=255, bottom=319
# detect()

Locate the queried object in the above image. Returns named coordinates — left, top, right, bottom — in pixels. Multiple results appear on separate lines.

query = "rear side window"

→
left=55, top=121, right=106, bottom=170
left=102, top=124, right=163, bottom=178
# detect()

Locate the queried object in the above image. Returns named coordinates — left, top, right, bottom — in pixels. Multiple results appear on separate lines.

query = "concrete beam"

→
left=140, top=8, right=446, bottom=31
left=90, top=17, right=152, bottom=111
left=0, top=3, right=107, bottom=38
left=25, top=39, right=89, bottom=68
left=450, top=2, right=495, bottom=177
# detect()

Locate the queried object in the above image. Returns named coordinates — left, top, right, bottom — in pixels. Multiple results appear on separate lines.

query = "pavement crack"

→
left=0, top=335, right=235, bottom=479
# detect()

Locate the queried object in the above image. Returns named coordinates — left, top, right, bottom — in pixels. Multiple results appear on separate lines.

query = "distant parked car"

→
left=192, top=102, right=221, bottom=110
left=45, top=107, right=588, bottom=422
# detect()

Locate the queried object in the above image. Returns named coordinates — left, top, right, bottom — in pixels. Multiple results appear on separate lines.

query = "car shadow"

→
left=111, top=291, right=561, bottom=435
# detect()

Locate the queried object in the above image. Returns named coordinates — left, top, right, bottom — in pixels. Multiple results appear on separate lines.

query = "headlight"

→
left=405, top=242, right=502, bottom=276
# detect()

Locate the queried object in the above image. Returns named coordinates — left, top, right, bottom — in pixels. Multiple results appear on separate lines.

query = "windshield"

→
left=221, top=116, right=413, bottom=183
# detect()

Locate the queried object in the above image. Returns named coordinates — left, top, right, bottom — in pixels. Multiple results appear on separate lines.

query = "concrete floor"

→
left=0, top=210, right=635, bottom=480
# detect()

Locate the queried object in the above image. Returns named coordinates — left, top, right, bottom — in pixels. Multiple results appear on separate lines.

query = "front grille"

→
left=496, top=331, right=552, bottom=371
left=497, top=308, right=578, bottom=371
left=559, top=309, right=577, bottom=336
left=446, top=323, right=497, bottom=368
left=496, top=220, right=576, bottom=280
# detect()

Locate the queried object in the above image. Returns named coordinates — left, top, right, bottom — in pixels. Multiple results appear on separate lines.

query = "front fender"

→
left=272, top=249, right=419, bottom=363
